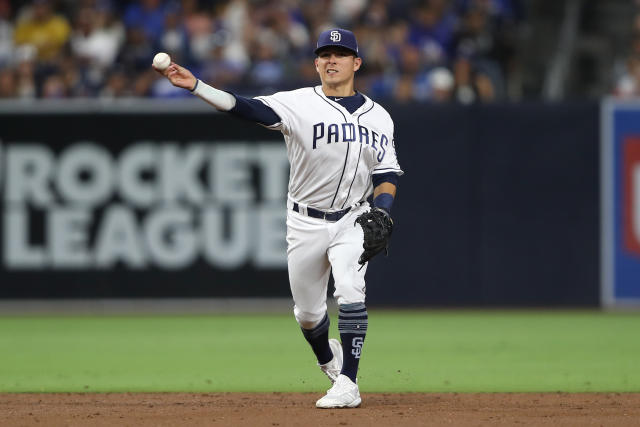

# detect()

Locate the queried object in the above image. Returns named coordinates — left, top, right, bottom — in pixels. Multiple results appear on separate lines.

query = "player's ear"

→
left=353, top=57, right=362, bottom=72
left=314, top=57, right=320, bottom=72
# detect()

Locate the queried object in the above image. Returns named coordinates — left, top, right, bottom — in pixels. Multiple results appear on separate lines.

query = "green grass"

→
left=0, top=310, right=639, bottom=392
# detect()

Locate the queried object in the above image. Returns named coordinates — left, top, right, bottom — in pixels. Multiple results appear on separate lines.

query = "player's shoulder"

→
left=258, top=87, right=316, bottom=101
left=362, top=94, right=394, bottom=123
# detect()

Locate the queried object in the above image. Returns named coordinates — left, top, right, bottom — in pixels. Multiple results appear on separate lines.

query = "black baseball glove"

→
left=354, top=207, right=394, bottom=266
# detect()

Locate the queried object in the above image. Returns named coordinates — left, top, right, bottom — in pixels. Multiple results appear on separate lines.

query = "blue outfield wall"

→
left=0, top=101, right=600, bottom=306
left=380, top=102, right=600, bottom=306
left=601, top=99, right=640, bottom=307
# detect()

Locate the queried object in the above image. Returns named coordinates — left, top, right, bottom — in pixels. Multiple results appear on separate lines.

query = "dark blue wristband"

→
left=373, top=193, right=394, bottom=214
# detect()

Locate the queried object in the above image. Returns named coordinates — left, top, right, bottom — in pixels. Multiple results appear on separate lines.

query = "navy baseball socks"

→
left=301, top=313, right=333, bottom=365
left=338, top=302, right=368, bottom=383
left=315, top=303, right=365, bottom=409
left=301, top=313, right=344, bottom=383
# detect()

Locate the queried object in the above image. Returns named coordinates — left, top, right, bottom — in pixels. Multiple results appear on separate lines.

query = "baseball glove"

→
left=354, top=207, right=394, bottom=266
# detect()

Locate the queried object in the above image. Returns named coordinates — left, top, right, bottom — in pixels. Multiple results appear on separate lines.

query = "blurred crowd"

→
left=0, top=0, right=525, bottom=103
left=614, top=1, right=640, bottom=99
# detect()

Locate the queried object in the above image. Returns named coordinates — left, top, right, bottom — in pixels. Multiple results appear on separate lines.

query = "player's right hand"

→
left=153, top=62, right=197, bottom=91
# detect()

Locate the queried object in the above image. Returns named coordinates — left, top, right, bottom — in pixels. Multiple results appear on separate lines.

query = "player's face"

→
left=315, top=47, right=362, bottom=88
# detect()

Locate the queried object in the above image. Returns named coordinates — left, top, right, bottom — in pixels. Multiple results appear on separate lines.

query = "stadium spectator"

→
left=13, top=0, right=71, bottom=62
left=453, top=4, right=500, bottom=103
left=198, top=40, right=245, bottom=90
left=613, top=10, right=640, bottom=98
left=300, top=1, right=332, bottom=39
left=408, top=0, right=458, bottom=68
left=0, top=66, right=15, bottom=97
left=123, top=0, right=166, bottom=44
left=100, top=67, right=131, bottom=98
left=218, top=0, right=251, bottom=71
left=70, top=4, right=123, bottom=69
left=131, top=69, right=156, bottom=96
left=265, top=3, right=310, bottom=58
left=0, top=0, right=12, bottom=67
left=70, top=4, right=124, bottom=94
left=180, top=0, right=214, bottom=65
left=614, top=52, right=640, bottom=99
left=428, top=66, right=455, bottom=102
left=247, top=36, right=286, bottom=88
left=158, top=2, right=188, bottom=63
left=13, top=44, right=36, bottom=98
left=41, top=72, right=66, bottom=98
left=118, top=24, right=155, bottom=73
left=378, top=20, right=410, bottom=75
left=360, top=0, right=390, bottom=28
left=392, top=44, right=431, bottom=102
left=331, top=0, right=367, bottom=27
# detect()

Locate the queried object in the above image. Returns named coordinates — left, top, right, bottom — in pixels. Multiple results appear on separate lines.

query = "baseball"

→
left=153, top=52, right=171, bottom=70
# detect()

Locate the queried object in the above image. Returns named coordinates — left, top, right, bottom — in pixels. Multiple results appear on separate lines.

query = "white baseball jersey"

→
left=256, top=86, right=403, bottom=211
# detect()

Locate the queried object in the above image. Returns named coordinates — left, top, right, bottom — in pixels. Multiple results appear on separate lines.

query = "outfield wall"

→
left=601, top=99, right=640, bottom=308
left=0, top=100, right=600, bottom=306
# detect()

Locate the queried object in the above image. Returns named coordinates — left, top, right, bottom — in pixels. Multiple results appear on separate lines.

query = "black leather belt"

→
left=292, top=203, right=353, bottom=222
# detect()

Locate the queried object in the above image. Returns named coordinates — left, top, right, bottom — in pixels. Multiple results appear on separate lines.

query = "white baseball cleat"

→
left=318, top=338, right=343, bottom=383
left=315, top=374, right=361, bottom=409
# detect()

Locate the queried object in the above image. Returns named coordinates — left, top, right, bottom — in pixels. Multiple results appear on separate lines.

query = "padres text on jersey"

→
left=256, top=86, right=403, bottom=211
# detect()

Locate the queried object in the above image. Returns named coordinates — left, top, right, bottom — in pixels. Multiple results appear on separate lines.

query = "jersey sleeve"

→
left=372, top=120, right=404, bottom=176
left=229, top=95, right=281, bottom=126
left=254, top=92, right=297, bottom=135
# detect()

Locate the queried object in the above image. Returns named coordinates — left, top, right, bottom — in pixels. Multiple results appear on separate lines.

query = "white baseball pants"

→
left=286, top=203, right=369, bottom=329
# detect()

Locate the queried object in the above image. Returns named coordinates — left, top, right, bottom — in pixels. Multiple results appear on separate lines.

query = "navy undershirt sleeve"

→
left=229, top=94, right=281, bottom=127
left=372, top=172, right=399, bottom=188
left=372, top=172, right=398, bottom=213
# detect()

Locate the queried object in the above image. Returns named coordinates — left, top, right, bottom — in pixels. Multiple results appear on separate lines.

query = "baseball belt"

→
left=292, top=202, right=359, bottom=222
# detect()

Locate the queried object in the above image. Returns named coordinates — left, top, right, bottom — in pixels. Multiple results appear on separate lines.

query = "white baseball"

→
left=153, top=52, right=171, bottom=70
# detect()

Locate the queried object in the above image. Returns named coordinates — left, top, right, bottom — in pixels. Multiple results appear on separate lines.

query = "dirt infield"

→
left=2, top=392, right=639, bottom=426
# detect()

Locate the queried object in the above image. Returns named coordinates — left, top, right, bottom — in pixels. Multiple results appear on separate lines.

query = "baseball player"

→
left=154, top=28, right=402, bottom=408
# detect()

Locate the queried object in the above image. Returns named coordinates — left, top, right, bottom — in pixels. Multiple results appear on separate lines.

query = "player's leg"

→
left=286, top=210, right=336, bottom=371
left=315, top=207, right=367, bottom=408
left=327, top=211, right=368, bottom=384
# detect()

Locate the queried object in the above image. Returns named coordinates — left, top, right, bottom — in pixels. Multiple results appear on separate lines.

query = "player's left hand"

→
left=354, top=207, right=393, bottom=266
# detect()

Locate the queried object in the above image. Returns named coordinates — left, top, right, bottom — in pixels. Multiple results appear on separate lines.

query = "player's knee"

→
left=299, top=320, right=317, bottom=329
left=334, top=280, right=366, bottom=306
left=335, top=295, right=365, bottom=307
left=294, top=310, right=325, bottom=329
